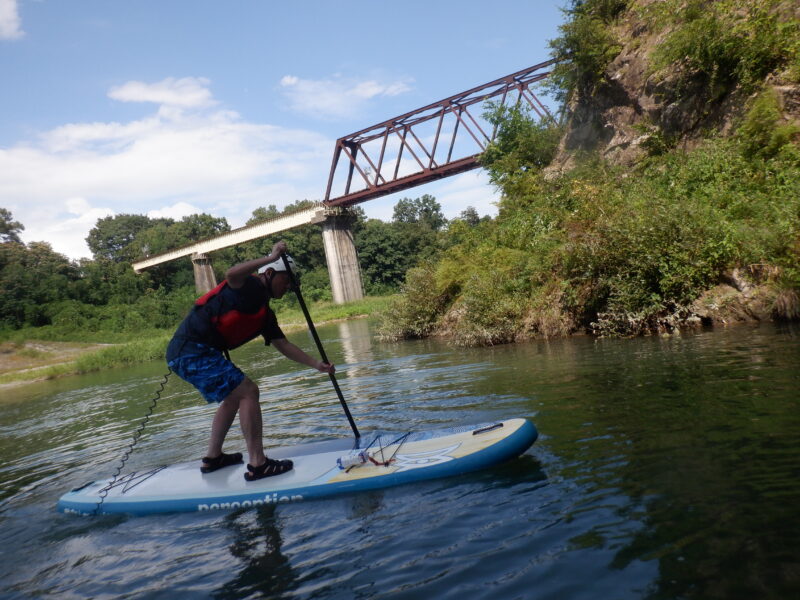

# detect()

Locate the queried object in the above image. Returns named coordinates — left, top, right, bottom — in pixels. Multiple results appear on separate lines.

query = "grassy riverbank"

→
left=0, top=295, right=394, bottom=386
left=379, top=134, right=800, bottom=345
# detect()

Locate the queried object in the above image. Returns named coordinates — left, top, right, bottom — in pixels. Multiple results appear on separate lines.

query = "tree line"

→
left=0, top=196, right=487, bottom=335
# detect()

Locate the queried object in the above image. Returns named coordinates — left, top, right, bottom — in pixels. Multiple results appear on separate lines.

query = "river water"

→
left=0, top=319, right=798, bottom=599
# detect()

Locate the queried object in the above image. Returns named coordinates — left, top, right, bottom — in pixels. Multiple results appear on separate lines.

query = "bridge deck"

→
left=132, top=205, right=326, bottom=271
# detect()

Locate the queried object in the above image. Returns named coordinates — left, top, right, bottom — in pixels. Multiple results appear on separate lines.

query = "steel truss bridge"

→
left=132, top=61, right=554, bottom=301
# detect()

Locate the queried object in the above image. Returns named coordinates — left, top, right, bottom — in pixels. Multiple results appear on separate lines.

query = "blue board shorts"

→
left=167, top=339, right=245, bottom=404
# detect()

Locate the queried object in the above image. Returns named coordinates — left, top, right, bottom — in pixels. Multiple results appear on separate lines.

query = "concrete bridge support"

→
left=191, top=253, right=217, bottom=294
left=321, top=208, right=364, bottom=304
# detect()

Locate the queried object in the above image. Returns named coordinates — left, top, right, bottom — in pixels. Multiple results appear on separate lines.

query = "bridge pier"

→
left=321, top=208, right=364, bottom=304
left=191, top=253, right=217, bottom=294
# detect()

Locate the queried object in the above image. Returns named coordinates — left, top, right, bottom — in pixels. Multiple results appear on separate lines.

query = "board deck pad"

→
left=58, top=418, right=538, bottom=516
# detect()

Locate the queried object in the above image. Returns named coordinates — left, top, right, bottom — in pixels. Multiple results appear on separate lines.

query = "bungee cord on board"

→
left=366, top=431, right=412, bottom=467
left=337, top=431, right=412, bottom=471
left=93, top=368, right=172, bottom=515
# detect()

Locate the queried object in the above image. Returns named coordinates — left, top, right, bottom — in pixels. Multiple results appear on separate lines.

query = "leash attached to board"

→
left=94, top=367, right=172, bottom=514
left=281, top=253, right=360, bottom=440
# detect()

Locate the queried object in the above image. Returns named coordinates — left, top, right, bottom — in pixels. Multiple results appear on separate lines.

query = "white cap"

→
left=258, top=254, right=296, bottom=275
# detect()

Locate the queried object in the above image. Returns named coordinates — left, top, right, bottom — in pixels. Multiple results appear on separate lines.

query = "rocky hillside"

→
left=547, top=0, right=800, bottom=174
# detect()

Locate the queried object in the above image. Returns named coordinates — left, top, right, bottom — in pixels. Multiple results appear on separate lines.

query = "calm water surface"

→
left=1, top=320, right=798, bottom=599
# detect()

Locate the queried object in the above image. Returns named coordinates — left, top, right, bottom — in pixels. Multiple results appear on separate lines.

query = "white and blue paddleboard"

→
left=58, top=418, right=537, bottom=516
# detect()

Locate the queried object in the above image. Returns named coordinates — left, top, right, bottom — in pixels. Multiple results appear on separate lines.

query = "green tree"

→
left=392, top=194, right=447, bottom=231
left=0, top=208, right=24, bottom=243
left=132, top=220, right=173, bottom=258
left=457, top=206, right=481, bottom=227
left=120, top=213, right=232, bottom=293
left=131, top=221, right=192, bottom=293
left=545, top=0, right=628, bottom=102
left=169, top=214, right=233, bottom=284
left=248, top=205, right=281, bottom=222
left=354, top=196, right=447, bottom=293
left=170, top=213, right=230, bottom=245
left=481, top=104, right=563, bottom=186
left=355, top=219, right=408, bottom=293
left=0, top=241, right=77, bottom=328
left=87, top=214, right=163, bottom=263
left=71, top=258, right=118, bottom=305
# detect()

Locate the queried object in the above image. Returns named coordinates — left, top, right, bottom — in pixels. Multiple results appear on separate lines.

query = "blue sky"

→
left=0, top=0, right=566, bottom=259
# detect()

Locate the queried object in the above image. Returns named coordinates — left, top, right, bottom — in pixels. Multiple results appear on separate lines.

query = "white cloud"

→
left=21, top=198, right=114, bottom=260
left=0, top=0, right=24, bottom=40
left=434, top=171, right=499, bottom=219
left=3, top=77, right=332, bottom=259
left=279, top=73, right=413, bottom=119
left=3, top=74, right=495, bottom=261
left=108, top=77, right=216, bottom=108
left=65, top=197, right=93, bottom=215
left=147, top=201, right=201, bottom=220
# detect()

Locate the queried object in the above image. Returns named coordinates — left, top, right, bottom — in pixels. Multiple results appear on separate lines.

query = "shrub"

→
left=546, top=0, right=629, bottom=101
left=737, top=87, right=800, bottom=160
left=377, top=0, right=798, bottom=342
left=481, top=104, right=564, bottom=186
left=377, top=263, right=456, bottom=340
left=651, top=0, right=800, bottom=98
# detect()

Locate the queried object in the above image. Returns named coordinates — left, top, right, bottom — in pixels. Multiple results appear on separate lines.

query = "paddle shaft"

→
left=281, top=253, right=360, bottom=439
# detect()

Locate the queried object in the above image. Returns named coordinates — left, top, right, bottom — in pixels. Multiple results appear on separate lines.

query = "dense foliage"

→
left=647, top=0, right=800, bottom=95
left=0, top=208, right=24, bottom=243
left=380, top=92, right=800, bottom=344
left=546, top=0, right=629, bottom=102
left=0, top=195, right=448, bottom=338
left=375, top=0, right=800, bottom=345
left=546, top=0, right=800, bottom=105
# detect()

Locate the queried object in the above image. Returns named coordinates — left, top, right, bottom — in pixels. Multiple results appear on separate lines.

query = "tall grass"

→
left=274, top=295, right=396, bottom=328
left=72, top=336, right=171, bottom=372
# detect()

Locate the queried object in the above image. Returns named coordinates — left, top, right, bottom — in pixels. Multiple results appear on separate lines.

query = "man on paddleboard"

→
left=166, top=241, right=335, bottom=481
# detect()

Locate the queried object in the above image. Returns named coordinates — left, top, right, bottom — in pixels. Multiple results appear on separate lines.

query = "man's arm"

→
left=272, top=338, right=336, bottom=374
left=225, top=240, right=287, bottom=289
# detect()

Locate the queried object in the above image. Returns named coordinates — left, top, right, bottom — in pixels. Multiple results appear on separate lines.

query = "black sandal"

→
left=244, top=458, right=294, bottom=481
left=201, top=452, right=243, bottom=473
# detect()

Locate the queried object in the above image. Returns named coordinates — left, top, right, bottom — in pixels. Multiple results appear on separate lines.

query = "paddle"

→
left=280, top=253, right=360, bottom=440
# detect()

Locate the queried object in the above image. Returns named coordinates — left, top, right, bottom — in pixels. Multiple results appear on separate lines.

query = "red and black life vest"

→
left=195, top=279, right=269, bottom=350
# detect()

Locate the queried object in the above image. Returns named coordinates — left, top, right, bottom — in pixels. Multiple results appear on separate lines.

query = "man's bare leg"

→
left=206, top=377, right=266, bottom=468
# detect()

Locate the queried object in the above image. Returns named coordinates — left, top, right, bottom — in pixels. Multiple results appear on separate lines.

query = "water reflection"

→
left=345, top=491, right=385, bottom=522
left=338, top=318, right=374, bottom=377
left=532, top=326, right=800, bottom=600
left=216, top=507, right=297, bottom=599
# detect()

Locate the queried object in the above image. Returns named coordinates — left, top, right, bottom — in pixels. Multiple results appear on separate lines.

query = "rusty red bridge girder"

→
left=323, top=60, right=555, bottom=208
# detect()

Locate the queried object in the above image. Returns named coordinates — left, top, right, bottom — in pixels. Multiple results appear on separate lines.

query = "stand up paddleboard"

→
left=58, top=255, right=538, bottom=516
left=57, top=418, right=537, bottom=516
